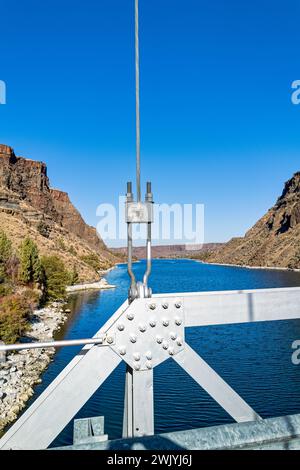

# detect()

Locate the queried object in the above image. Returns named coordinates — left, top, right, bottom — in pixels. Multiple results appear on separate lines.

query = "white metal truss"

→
left=1, top=286, right=300, bottom=449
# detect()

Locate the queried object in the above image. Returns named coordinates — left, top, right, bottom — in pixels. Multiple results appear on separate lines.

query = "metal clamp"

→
left=126, top=181, right=153, bottom=303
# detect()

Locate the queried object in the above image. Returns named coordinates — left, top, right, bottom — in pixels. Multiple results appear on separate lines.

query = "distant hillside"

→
left=111, top=243, right=224, bottom=259
left=0, top=144, right=122, bottom=281
left=207, top=172, right=300, bottom=269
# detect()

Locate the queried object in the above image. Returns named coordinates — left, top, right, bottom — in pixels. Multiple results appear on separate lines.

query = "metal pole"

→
left=0, top=337, right=105, bottom=353
left=135, top=0, right=141, bottom=202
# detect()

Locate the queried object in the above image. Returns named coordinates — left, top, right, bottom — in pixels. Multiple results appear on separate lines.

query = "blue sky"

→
left=0, top=0, right=300, bottom=245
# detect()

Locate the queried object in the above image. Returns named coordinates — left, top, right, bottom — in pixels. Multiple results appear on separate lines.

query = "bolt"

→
left=162, top=303, right=169, bottom=309
left=170, top=332, right=177, bottom=340
left=119, top=347, right=126, bottom=356
left=175, top=302, right=182, bottom=309
left=177, top=337, right=183, bottom=346
left=145, top=361, right=152, bottom=370
left=118, top=324, right=125, bottom=331
left=127, top=313, right=134, bottom=321
left=149, top=303, right=156, bottom=310
left=130, top=334, right=137, bottom=343
left=168, top=347, right=175, bottom=356
left=175, top=317, right=182, bottom=326
left=162, top=319, right=169, bottom=327
left=149, top=319, right=156, bottom=328
left=107, top=336, right=114, bottom=344
left=133, top=352, right=141, bottom=361
left=146, top=351, right=152, bottom=360
left=156, top=335, right=163, bottom=344
left=162, top=340, right=169, bottom=350
left=134, top=363, right=141, bottom=371
left=139, top=324, right=147, bottom=333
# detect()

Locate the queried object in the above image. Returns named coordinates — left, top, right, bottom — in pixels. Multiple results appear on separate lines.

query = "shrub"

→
left=0, top=230, right=12, bottom=282
left=37, top=221, right=50, bottom=238
left=19, top=238, right=42, bottom=284
left=81, top=253, right=101, bottom=272
left=69, top=245, right=76, bottom=256
left=68, top=265, right=79, bottom=285
left=0, top=293, right=32, bottom=343
left=56, top=237, right=66, bottom=251
left=41, top=255, right=69, bottom=300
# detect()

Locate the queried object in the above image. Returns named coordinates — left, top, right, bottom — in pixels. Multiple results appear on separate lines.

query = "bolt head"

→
left=168, top=347, right=175, bottom=356
left=146, top=351, right=152, bottom=360
left=127, top=313, right=134, bottom=321
left=149, top=319, right=156, bottom=327
left=139, top=324, right=147, bottom=333
left=162, top=319, right=169, bottom=327
left=134, top=363, right=141, bottom=371
left=107, top=336, right=114, bottom=344
left=118, top=324, right=125, bottom=331
left=162, top=303, right=169, bottom=309
left=133, top=352, right=141, bottom=361
left=119, top=347, right=126, bottom=356
left=170, top=332, right=177, bottom=340
left=149, top=303, right=156, bottom=310
left=175, top=302, right=182, bottom=309
left=145, top=361, right=152, bottom=370
left=177, top=337, right=183, bottom=346
left=156, top=335, right=163, bottom=344
left=175, top=317, right=182, bottom=326
left=130, top=334, right=137, bottom=343
left=162, top=340, right=169, bottom=350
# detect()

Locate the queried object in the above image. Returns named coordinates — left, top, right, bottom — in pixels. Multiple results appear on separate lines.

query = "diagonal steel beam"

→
left=0, top=299, right=130, bottom=450
left=174, top=343, right=261, bottom=423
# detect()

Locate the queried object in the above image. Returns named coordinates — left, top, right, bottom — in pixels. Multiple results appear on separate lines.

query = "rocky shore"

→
left=66, top=277, right=116, bottom=292
left=0, top=300, right=69, bottom=435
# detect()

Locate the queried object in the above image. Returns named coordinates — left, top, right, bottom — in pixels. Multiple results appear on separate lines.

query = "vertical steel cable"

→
left=135, top=0, right=141, bottom=202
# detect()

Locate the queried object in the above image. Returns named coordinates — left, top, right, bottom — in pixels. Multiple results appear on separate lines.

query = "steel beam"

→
left=152, top=287, right=300, bottom=327
left=123, top=366, right=154, bottom=438
left=174, top=344, right=261, bottom=423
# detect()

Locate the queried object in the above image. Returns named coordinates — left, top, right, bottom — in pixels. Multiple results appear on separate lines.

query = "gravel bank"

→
left=0, top=301, right=69, bottom=434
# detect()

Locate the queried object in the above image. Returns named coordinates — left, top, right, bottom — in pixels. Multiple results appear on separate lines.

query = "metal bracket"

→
left=126, top=201, right=153, bottom=223
left=107, top=297, right=185, bottom=371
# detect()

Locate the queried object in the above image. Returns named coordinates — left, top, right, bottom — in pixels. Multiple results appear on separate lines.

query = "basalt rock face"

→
left=0, top=144, right=120, bottom=281
left=207, top=172, right=300, bottom=269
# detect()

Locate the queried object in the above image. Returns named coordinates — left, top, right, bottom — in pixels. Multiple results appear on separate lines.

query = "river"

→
left=23, top=259, right=300, bottom=447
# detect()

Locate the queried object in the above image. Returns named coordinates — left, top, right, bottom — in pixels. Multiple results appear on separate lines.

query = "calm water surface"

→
left=22, top=260, right=300, bottom=447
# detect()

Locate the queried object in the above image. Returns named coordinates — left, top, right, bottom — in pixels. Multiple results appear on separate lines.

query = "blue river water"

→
left=23, top=259, right=300, bottom=447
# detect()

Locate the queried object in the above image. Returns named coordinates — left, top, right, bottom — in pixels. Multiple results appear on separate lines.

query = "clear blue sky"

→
left=0, top=0, right=300, bottom=244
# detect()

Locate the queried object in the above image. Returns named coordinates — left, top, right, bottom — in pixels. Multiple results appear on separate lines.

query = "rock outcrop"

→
left=0, top=144, right=122, bottom=281
left=207, top=172, right=300, bottom=269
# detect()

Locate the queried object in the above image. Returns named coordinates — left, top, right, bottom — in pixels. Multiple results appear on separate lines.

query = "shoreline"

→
left=194, top=259, right=300, bottom=273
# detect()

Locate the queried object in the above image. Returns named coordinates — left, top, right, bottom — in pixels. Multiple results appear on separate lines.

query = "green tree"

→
left=0, top=230, right=12, bottom=282
left=41, top=255, right=69, bottom=300
left=68, top=264, right=79, bottom=285
left=19, top=238, right=42, bottom=284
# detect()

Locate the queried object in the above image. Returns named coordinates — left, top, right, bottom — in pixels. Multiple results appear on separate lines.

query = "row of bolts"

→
left=104, top=302, right=183, bottom=370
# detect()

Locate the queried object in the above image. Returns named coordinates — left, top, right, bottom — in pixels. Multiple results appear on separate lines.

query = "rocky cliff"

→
left=0, top=144, right=121, bottom=281
left=207, top=172, right=300, bottom=269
